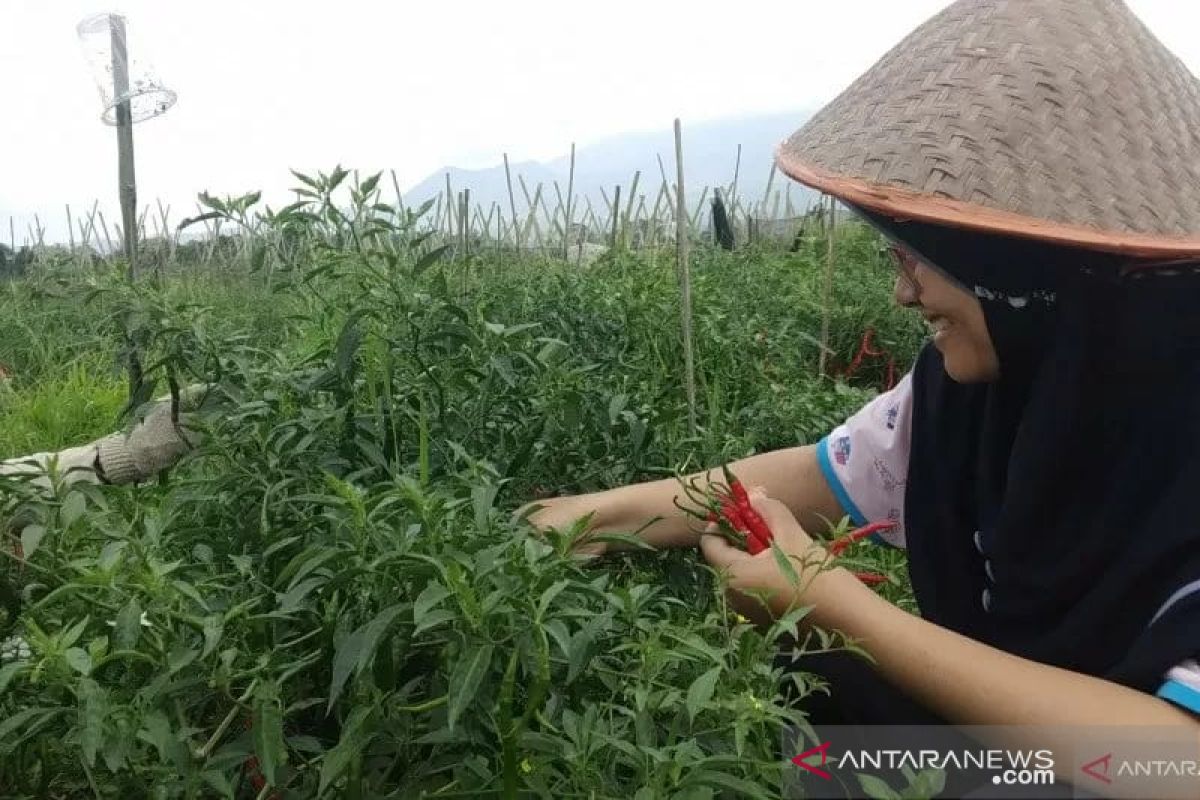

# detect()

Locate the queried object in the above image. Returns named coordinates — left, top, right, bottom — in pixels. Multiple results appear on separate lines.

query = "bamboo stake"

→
left=818, top=193, right=837, bottom=378
left=674, top=119, right=697, bottom=435
left=633, top=196, right=647, bottom=249
left=609, top=185, right=622, bottom=249
left=621, top=171, right=641, bottom=250
left=502, top=153, right=520, bottom=247
left=564, top=142, right=575, bottom=260
left=729, top=144, right=742, bottom=201
left=98, top=210, right=115, bottom=258
left=458, top=189, right=469, bottom=257
left=689, top=187, right=709, bottom=231
left=761, top=162, right=777, bottom=217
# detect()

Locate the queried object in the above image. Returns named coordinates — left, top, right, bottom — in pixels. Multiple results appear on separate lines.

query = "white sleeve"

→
left=0, top=444, right=103, bottom=494
left=815, top=373, right=913, bottom=548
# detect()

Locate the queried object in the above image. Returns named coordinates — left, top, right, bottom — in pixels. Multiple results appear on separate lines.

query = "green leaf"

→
left=64, top=647, right=92, bottom=676
left=20, top=525, right=46, bottom=560
left=328, top=604, right=407, bottom=711
left=167, top=644, right=198, bottom=675
left=277, top=577, right=324, bottom=614
left=290, top=169, right=320, bottom=190
left=447, top=643, right=494, bottom=732
left=198, top=192, right=227, bottom=212
left=857, top=773, right=902, bottom=800
left=328, top=166, right=350, bottom=193
left=536, top=579, right=570, bottom=620
left=113, top=598, right=143, bottom=650
left=139, top=710, right=188, bottom=770
left=0, top=708, right=57, bottom=749
left=685, top=665, right=721, bottom=722
left=413, top=582, right=451, bottom=629
left=359, top=172, right=381, bottom=196
left=61, top=617, right=89, bottom=648
left=607, top=393, right=628, bottom=425
left=471, top=484, right=498, bottom=533
left=903, top=768, right=946, bottom=798
left=201, top=616, right=223, bottom=659
left=0, top=662, right=25, bottom=695
left=200, top=770, right=234, bottom=797
left=98, top=540, right=126, bottom=571
left=60, top=492, right=86, bottom=527
left=171, top=579, right=210, bottom=611
left=177, top=211, right=223, bottom=232
left=254, top=680, right=288, bottom=786
left=334, top=310, right=369, bottom=379
left=413, top=608, right=455, bottom=636
left=770, top=538, right=803, bottom=590
left=77, top=677, right=107, bottom=767
left=412, top=245, right=450, bottom=277
left=318, top=706, right=373, bottom=796
left=683, top=770, right=771, bottom=799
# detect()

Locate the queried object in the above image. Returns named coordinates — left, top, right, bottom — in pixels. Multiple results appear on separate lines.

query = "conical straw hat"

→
left=777, top=0, right=1200, bottom=257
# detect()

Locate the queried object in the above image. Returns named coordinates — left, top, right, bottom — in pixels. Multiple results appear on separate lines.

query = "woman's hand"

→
left=699, top=486, right=850, bottom=624
left=515, top=494, right=610, bottom=558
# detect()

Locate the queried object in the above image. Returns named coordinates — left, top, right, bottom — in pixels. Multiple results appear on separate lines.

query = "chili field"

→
left=0, top=175, right=928, bottom=799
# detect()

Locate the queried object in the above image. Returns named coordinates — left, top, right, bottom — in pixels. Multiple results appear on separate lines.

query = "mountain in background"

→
left=402, top=108, right=820, bottom=225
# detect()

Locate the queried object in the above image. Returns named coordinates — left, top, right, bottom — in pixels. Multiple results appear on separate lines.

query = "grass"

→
left=0, top=175, right=928, bottom=799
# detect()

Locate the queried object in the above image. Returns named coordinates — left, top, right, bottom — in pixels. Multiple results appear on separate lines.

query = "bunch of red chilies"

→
left=675, top=466, right=894, bottom=586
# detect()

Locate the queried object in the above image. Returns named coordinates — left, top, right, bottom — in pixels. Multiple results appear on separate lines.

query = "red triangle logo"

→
left=792, top=741, right=833, bottom=780
left=1081, top=753, right=1113, bottom=784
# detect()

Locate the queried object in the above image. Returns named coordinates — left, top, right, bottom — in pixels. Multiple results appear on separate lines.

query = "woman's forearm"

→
left=587, top=445, right=844, bottom=552
left=794, top=570, right=1200, bottom=788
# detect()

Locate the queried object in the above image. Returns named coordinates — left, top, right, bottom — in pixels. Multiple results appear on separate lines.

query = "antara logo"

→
left=792, top=742, right=833, bottom=780
left=1081, top=753, right=1112, bottom=784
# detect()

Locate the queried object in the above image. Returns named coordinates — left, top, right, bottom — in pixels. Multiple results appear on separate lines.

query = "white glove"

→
left=0, top=385, right=208, bottom=491
left=93, top=385, right=207, bottom=484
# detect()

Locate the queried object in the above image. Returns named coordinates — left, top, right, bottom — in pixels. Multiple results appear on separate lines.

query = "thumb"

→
left=746, top=486, right=796, bottom=531
left=699, top=532, right=744, bottom=569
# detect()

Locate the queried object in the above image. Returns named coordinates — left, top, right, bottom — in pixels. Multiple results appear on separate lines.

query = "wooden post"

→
left=622, top=171, right=640, bottom=250
left=444, top=172, right=454, bottom=241
left=761, top=163, right=777, bottom=238
left=818, top=193, right=837, bottom=378
left=458, top=189, right=469, bottom=256
left=503, top=153, right=520, bottom=248
left=674, top=119, right=697, bottom=436
left=110, top=15, right=137, bottom=280
left=609, top=185, right=622, bottom=249
left=564, top=142, right=576, bottom=261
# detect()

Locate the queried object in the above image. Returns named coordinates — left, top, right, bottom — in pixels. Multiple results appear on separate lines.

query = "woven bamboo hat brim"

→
left=777, top=0, right=1200, bottom=258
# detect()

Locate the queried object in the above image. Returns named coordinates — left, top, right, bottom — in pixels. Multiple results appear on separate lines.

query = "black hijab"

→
left=857, top=207, right=1200, bottom=694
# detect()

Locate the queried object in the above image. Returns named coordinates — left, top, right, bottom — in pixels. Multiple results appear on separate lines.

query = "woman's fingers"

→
left=699, top=532, right=746, bottom=568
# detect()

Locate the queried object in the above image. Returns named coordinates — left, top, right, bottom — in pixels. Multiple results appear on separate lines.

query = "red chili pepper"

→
left=852, top=571, right=887, bottom=586
left=829, top=521, right=895, bottom=556
left=729, top=477, right=751, bottom=508
left=716, top=469, right=775, bottom=554
left=740, top=507, right=772, bottom=554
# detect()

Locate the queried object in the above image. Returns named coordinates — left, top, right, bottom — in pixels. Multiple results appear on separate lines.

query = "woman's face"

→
left=892, top=249, right=1001, bottom=383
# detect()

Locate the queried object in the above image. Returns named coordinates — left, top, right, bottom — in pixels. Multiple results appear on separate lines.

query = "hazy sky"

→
left=3, top=0, right=1198, bottom=245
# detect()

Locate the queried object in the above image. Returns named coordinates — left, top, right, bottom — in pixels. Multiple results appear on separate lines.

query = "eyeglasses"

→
left=884, top=242, right=921, bottom=294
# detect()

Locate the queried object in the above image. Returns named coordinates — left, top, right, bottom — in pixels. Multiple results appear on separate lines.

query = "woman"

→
left=527, top=0, right=1200, bottom=791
